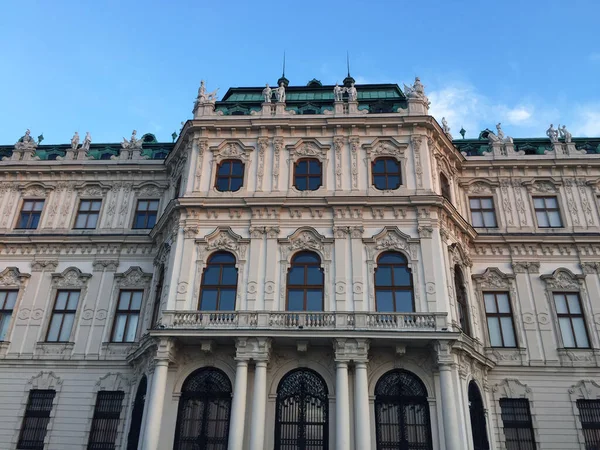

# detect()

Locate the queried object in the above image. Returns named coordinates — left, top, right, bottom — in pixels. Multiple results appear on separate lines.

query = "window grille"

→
left=87, top=391, right=124, bottom=450
left=17, top=390, right=55, bottom=450
left=577, top=399, right=600, bottom=450
left=499, top=398, right=536, bottom=450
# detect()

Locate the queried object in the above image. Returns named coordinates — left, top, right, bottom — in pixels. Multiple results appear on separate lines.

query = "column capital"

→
left=153, top=337, right=177, bottom=364
left=334, top=338, right=369, bottom=363
left=434, top=339, right=456, bottom=367
left=235, top=337, right=271, bottom=362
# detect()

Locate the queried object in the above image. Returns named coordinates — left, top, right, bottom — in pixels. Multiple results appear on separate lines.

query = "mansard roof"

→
left=454, top=136, right=600, bottom=156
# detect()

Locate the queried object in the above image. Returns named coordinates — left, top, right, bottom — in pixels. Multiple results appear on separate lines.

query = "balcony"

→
left=157, top=311, right=450, bottom=336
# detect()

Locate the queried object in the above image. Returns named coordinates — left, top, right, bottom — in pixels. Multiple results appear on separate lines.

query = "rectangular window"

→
left=0, top=290, right=18, bottom=341
left=87, top=391, right=124, bottom=450
left=132, top=200, right=159, bottom=229
left=74, top=199, right=102, bottom=229
left=577, top=399, right=600, bottom=449
left=484, top=292, right=517, bottom=347
left=553, top=292, right=590, bottom=348
left=46, top=290, right=80, bottom=342
left=17, top=389, right=56, bottom=450
left=111, top=290, right=142, bottom=343
left=533, top=196, right=563, bottom=228
left=18, top=200, right=45, bottom=229
left=499, top=398, right=536, bottom=449
left=470, top=197, right=498, bottom=227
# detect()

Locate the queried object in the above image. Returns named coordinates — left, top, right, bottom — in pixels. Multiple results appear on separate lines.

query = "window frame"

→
left=17, top=199, right=45, bottom=230
left=371, top=157, right=402, bottom=191
left=533, top=195, right=563, bottom=228
left=131, top=199, right=159, bottom=229
left=0, top=289, right=18, bottom=341
left=110, top=290, right=143, bottom=343
left=73, top=199, right=102, bottom=230
left=214, top=159, right=245, bottom=192
left=17, top=389, right=56, bottom=450
left=198, top=252, right=238, bottom=311
left=552, top=292, right=591, bottom=349
left=374, top=251, right=415, bottom=313
left=87, top=390, right=125, bottom=450
left=286, top=251, right=324, bottom=311
left=483, top=291, right=517, bottom=348
left=469, top=196, right=498, bottom=228
left=293, top=158, right=323, bottom=192
left=46, top=290, right=80, bottom=343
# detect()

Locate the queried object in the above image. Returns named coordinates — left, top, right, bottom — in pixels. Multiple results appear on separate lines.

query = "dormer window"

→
left=215, top=160, right=244, bottom=192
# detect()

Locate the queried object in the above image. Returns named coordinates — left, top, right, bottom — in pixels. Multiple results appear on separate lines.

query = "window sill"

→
left=557, top=348, right=598, bottom=366
left=34, top=342, right=75, bottom=358
left=485, top=347, right=527, bottom=364
left=100, top=342, right=137, bottom=359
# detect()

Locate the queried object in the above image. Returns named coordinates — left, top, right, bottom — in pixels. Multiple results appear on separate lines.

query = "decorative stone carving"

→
left=522, top=178, right=560, bottom=193
left=114, top=266, right=152, bottom=288
left=569, top=380, right=600, bottom=400
left=235, top=337, right=271, bottom=361
left=541, top=268, right=585, bottom=290
left=51, top=267, right=92, bottom=288
left=210, top=140, right=254, bottom=163
left=546, top=124, right=559, bottom=143
left=95, top=373, right=130, bottom=391
left=349, top=137, right=359, bottom=190
left=135, top=183, right=165, bottom=198
left=122, top=130, right=143, bottom=149
left=31, top=260, right=58, bottom=272
left=364, top=227, right=418, bottom=260
left=493, top=378, right=531, bottom=398
left=0, top=267, right=30, bottom=287
left=92, top=260, right=119, bottom=272
left=581, top=262, right=600, bottom=274
left=28, top=371, right=63, bottom=390
left=362, top=137, right=407, bottom=161
left=279, top=227, right=332, bottom=260
left=200, top=227, right=249, bottom=261
left=14, top=129, right=38, bottom=152
left=472, top=267, right=514, bottom=290
left=333, top=338, right=369, bottom=362
left=404, top=77, right=428, bottom=102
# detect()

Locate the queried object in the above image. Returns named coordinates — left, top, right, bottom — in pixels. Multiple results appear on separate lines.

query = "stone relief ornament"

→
left=492, top=378, right=531, bottom=398
left=333, top=83, right=344, bottom=102
left=541, top=268, right=584, bottom=290
left=201, top=227, right=249, bottom=261
left=570, top=380, right=600, bottom=400
left=472, top=267, right=514, bottom=290
left=95, top=372, right=130, bottom=391
left=211, top=140, right=253, bottom=162
left=0, top=267, right=30, bottom=287
left=51, top=267, right=92, bottom=288
left=114, top=266, right=152, bottom=288
left=28, top=371, right=63, bottom=390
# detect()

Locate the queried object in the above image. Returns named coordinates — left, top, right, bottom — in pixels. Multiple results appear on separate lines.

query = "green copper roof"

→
left=454, top=137, right=600, bottom=156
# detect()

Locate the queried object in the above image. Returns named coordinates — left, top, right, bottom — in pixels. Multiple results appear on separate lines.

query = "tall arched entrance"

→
left=126, top=375, right=146, bottom=450
left=173, top=367, right=232, bottom=450
left=469, top=381, right=489, bottom=450
left=374, top=369, right=433, bottom=450
left=274, top=368, right=329, bottom=449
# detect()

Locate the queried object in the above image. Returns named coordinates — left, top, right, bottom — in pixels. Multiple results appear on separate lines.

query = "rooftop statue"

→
left=546, top=124, right=559, bottom=143
left=71, top=132, right=80, bottom=150
left=333, top=83, right=343, bottom=102
left=122, top=130, right=143, bottom=149
left=15, top=129, right=38, bottom=150
left=196, top=80, right=218, bottom=106
left=275, top=82, right=286, bottom=103
left=496, top=122, right=513, bottom=143
left=404, top=77, right=426, bottom=100
left=262, top=84, right=273, bottom=103
left=347, top=82, right=358, bottom=102
left=442, top=117, right=453, bottom=140
left=82, top=132, right=92, bottom=151
left=558, top=124, right=572, bottom=143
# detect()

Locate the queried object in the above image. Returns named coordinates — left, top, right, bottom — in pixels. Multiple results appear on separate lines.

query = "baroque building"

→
left=0, top=75, right=600, bottom=450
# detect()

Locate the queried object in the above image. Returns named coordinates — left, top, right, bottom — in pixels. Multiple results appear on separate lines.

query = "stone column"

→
left=249, top=360, right=268, bottom=450
left=354, top=361, right=371, bottom=450
left=228, top=359, right=249, bottom=450
left=436, top=341, right=461, bottom=450
left=335, top=361, right=350, bottom=450
left=247, top=337, right=271, bottom=450
left=142, top=338, right=174, bottom=450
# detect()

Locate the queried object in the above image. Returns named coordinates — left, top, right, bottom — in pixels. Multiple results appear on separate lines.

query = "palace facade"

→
left=0, top=75, right=599, bottom=450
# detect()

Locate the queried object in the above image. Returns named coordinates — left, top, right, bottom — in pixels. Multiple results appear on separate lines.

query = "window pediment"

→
left=199, top=227, right=249, bottom=262
left=51, top=267, right=92, bottom=288
left=541, top=268, right=585, bottom=290
left=522, top=177, right=562, bottom=193
left=210, top=140, right=254, bottom=162
left=472, top=267, right=514, bottom=290
left=363, top=227, right=418, bottom=261
left=459, top=179, right=499, bottom=194
left=114, top=266, right=152, bottom=288
left=0, top=267, right=30, bottom=287
left=74, top=182, right=111, bottom=197
left=362, top=137, right=407, bottom=161
left=286, top=139, right=330, bottom=161
left=19, top=182, right=54, bottom=197
left=570, top=380, right=600, bottom=400
left=492, top=378, right=531, bottom=399
left=279, top=227, right=332, bottom=261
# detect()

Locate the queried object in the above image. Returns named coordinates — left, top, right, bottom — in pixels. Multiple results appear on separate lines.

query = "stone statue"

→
left=82, top=132, right=92, bottom=151
left=442, top=117, right=450, bottom=134
left=122, top=130, right=143, bottom=149
left=15, top=129, right=37, bottom=150
left=195, top=80, right=218, bottom=106
left=558, top=124, right=572, bottom=143
left=404, top=77, right=428, bottom=102
left=334, top=83, right=343, bottom=102
left=275, top=82, right=286, bottom=103
left=493, top=123, right=513, bottom=144
left=262, top=84, right=272, bottom=103
left=347, top=83, right=358, bottom=102
left=198, top=80, right=206, bottom=101
left=546, top=124, right=559, bottom=143
left=71, top=132, right=80, bottom=150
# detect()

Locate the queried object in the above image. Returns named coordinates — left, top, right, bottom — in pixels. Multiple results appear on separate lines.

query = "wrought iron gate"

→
left=275, top=368, right=329, bottom=450
left=374, top=370, right=432, bottom=450
left=174, top=368, right=232, bottom=450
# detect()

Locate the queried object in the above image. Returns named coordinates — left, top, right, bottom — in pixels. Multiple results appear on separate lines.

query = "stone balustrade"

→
left=159, top=310, right=448, bottom=332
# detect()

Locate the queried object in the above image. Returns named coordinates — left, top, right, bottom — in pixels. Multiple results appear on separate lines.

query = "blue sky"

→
left=1, top=0, right=599, bottom=144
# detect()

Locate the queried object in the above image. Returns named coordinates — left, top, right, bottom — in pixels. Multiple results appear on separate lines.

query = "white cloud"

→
left=572, top=105, right=600, bottom=137
left=505, top=106, right=533, bottom=124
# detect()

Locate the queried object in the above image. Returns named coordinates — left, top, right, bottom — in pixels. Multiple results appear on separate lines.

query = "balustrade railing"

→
left=159, top=310, right=448, bottom=332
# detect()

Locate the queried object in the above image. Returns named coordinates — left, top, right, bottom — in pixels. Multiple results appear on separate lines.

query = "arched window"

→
left=375, top=369, right=432, bottom=450
left=199, top=252, right=238, bottom=311
left=469, top=381, right=490, bottom=450
left=215, top=159, right=244, bottom=192
left=275, top=368, right=329, bottom=450
left=126, top=376, right=147, bottom=450
left=286, top=251, right=324, bottom=311
left=372, top=157, right=402, bottom=190
left=374, top=252, right=414, bottom=312
left=174, top=367, right=232, bottom=450
left=454, top=266, right=471, bottom=336
left=440, top=172, right=452, bottom=202
left=294, top=158, right=322, bottom=191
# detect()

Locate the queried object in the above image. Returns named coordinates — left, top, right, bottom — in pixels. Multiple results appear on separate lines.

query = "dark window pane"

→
left=296, top=161, right=308, bottom=175
left=375, top=267, right=392, bottom=286
left=216, top=178, right=230, bottom=191
left=231, top=161, right=244, bottom=176
left=395, top=291, right=414, bottom=312
left=218, top=162, right=231, bottom=175
left=219, top=290, right=236, bottom=310
left=209, top=253, right=235, bottom=264
left=295, top=178, right=307, bottom=191
left=203, top=266, right=220, bottom=285
left=287, top=290, right=304, bottom=311
left=309, top=160, right=321, bottom=173
left=393, top=267, right=412, bottom=286
left=376, top=291, right=394, bottom=312
left=288, top=267, right=305, bottom=285
left=306, top=290, right=323, bottom=310
left=378, top=252, right=407, bottom=264
left=387, top=176, right=400, bottom=189
left=306, top=267, right=323, bottom=285
left=221, top=267, right=238, bottom=285
left=293, top=252, right=320, bottom=264
left=230, top=178, right=243, bottom=191
left=373, top=159, right=386, bottom=173
left=308, top=177, right=321, bottom=190
left=146, top=214, right=157, bottom=228
left=200, top=289, right=218, bottom=310
left=373, top=176, right=387, bottom=189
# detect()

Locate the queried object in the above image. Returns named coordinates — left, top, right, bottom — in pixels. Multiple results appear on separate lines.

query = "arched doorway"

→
left=375, top=369, right=432, bottom=450
left=274, top=368, right=329, bottom=449
left=469, top=381, right=489, bottom=450
left=173, top=367, right=232, bottom=450
left=126, top=376, right=147, bottom=450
